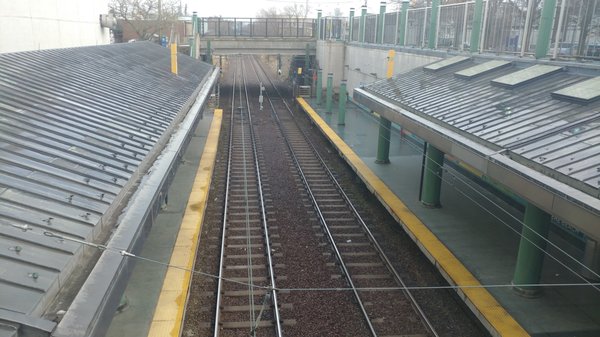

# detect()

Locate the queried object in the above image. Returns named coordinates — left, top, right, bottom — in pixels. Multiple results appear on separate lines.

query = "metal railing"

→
left=326, top=0, right=600, bottom=61
left=200, top=17, right=315, bottom=38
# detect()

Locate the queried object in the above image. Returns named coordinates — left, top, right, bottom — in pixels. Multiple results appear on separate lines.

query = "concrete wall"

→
left=0, top=0, right=111, bottom=53
left=316, top=40, right=345, bottom=91
left=316, top=41, right=443, bottom=96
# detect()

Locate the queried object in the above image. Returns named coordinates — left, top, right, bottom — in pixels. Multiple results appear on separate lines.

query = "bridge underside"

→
left=199, top=38, right=316, bottom=55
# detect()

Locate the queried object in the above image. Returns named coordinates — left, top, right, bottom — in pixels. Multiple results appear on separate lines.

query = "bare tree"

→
left=256, top=7, right=281, bottom=18
left=109, top=0, right=180, bottom=41
left=282, top=3, right=310, bottom=19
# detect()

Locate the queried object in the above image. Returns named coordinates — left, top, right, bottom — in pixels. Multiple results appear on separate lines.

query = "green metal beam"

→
left=349, top=8, right=355, bottom=42
left=513, top=203, right=551, bottom=297
left=359, top=6, right=367, bottom=43
left=338, top=80, right=347, bottom=125
left=376, top=117, right=391, bottom=164
left=190, top=12, right=197, bottom=58
left=398, top=0, right=410, bottom=46
left=326, top=73, right=333, bottom=113
left=317, top=10, right=322, bottom=40
left=470, top=0, right=484, bottom=53
left=535, top=0, right=558, bottom=59
left=316, top=69, right=323, bottom=105
left=377, top=2, right=386, bottom=44
left=421, top=144, right=443, bottom=207
left=428, top=0, right=440, bottom=49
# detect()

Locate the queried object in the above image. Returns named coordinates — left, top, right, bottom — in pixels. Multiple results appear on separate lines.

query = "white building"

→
left=0, top=0, right=112, bottom=53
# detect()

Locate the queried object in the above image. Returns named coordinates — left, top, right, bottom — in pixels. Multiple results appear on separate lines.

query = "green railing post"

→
left=359, top=5, right=367, bottom=43
left=190, top=11, right=197, bottom=58
left=470, top=0, right=484, bottom=52
left=377, top=1, right=386, bottom=44
left=317, top=10, right=322, bottom=40
left=535, top=0, right=558, bottom=59
left=316, top=69, right=323, bottom=105
left=398, top=0, right=410, bottom=45
left=206, top=40, right=211, bottom=64
left=326, top=73, right=333, bottom=113
left=338, top=80, right=347, bottom=125
left=513, top=203, right=551, bottom=297
left=428, top=0, right=440, bottom=49
left=349, top=8, right=355, bottom=42
left=421, top=144, right=443, bottom=207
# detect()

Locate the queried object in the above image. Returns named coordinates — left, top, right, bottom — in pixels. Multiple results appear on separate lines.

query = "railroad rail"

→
left=246, top=55, right=439, bottom=337
left=213, top=57, right=282, bottom=337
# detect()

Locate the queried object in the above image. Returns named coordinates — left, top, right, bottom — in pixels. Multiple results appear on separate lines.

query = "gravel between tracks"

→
left=182, top=60, right=490, bottom=337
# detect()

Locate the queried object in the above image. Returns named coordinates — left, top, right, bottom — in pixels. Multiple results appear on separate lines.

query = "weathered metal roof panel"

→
left=0, top=41, right=213, bottom=330
left=363, top=58, right=600, bottom=196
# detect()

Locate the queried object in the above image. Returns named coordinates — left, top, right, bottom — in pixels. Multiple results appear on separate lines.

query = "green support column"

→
left=326, top=73, right=333, bottom=113
left=513, top=203, right=551, bottom=297
left=535, top=0, right=558, bottom=59
left=428, top=0, right=440, bottom=49
left=375, top=117, right=391, bottom=164
left=420, top=144, right=443, bottom=207
left=359, top=5, right=367, bottom=43
left=305, top=43, right=310, bottom=75
left=377, top=1, right=386, bottom=44
left=398, top=0, right=410, bottom=45
left=338, top=80, right=347, bottom=125
left=349, top=8, right=355, bottom=42
left=317, top=10, right=322, bottom=40
left=206, top=40, right=212, bottom=64
left=316, top=69, right=323, bottom=105
left=470, top=0, right=484, bottom=53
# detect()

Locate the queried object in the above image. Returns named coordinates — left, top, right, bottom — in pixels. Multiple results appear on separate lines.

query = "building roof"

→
left=0, top=42, right=214, bottom=335
left=354, top=56, right=600, bottom=239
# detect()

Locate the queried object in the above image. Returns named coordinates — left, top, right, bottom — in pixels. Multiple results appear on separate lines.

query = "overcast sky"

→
left=186, top=0, right=386, bottom=18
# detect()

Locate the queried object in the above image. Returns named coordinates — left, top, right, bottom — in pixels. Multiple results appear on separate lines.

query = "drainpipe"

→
left=535, top=0, right=558, bottom=59
left=170, top=43, right=177, bottom=75
left=377, top=1, right=386, bottom=44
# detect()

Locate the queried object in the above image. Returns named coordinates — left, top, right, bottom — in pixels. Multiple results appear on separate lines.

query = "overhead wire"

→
left=4, top=221, right=600, bottom=294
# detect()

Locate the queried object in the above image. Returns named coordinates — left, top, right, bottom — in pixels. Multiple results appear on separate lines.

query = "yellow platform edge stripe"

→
left=147, top=109, right=222, bottom=337
left=296, top=98, right=528, bottom=337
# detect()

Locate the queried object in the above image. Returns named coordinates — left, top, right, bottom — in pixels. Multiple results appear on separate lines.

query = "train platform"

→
left=106, top=109, right=221, bottom=337
left=297, top=97, right=600, bottom=337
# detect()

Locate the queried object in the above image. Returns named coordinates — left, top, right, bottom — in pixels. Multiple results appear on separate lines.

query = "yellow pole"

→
left=171, top=43, right=178, bottom=75
left=386, top=49, right=395, bottom=79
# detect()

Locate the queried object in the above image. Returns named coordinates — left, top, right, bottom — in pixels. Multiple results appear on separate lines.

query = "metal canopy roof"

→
left=0, top=42, right=213, bottom=335
left=354, top=56, right=600, bottom=239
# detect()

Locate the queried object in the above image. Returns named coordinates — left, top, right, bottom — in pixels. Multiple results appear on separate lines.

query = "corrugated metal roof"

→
left=363, top=58, right=600, bottom=197
left=0, top=42, right=213, bottom=330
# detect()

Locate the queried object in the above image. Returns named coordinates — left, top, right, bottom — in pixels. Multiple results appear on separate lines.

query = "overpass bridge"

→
left=191, top=17, right=317, bottom=55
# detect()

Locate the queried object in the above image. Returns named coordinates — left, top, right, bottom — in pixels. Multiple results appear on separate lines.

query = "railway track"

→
left=246, top=55, right=438, bottom=337
left=212, top=57, right=281, bottom=337
left=184, top=55, right=487, bottom=337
